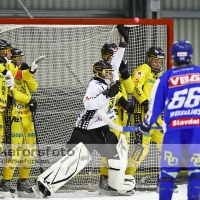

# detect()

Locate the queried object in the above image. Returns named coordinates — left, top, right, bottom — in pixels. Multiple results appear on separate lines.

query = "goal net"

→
left=0, top=18, right=173, bottom=191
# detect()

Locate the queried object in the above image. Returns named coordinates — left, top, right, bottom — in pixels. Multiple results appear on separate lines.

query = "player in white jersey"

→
left=32, top=60, right=135, bottom=198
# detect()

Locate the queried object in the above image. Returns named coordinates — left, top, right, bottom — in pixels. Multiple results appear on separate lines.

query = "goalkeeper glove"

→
left=117, top=24, right=130, bottom=44
left=102, top=80, right=120, bottom=98
left=119, top=60, right=130, bottom=79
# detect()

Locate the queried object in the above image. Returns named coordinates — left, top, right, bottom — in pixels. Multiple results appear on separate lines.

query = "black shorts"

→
left=67, top=125, right=118, bottom=158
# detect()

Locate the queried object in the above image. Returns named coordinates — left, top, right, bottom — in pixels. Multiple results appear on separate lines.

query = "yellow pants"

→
left=3, top=115, right=36, bottom=180
left=126, top=116, right=163, bottom=175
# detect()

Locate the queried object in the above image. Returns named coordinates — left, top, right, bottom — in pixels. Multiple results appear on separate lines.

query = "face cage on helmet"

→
left=12, top=56, right=24, bottom=65
left=146, top=56, right=165, bottom=73
left=102, top=54, right=114, bottom=63
left=94, top=68, right=114, bottom=81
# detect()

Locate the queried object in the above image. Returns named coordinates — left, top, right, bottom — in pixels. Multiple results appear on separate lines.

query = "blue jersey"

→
left=145, top=65, right=200, bottom=131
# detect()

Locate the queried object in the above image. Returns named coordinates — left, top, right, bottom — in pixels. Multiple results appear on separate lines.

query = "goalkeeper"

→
left=34, top=60, right=135, bottom=197
left=0, top=43, right=44, bottom=197
left=124, top=46, right=167, bottom=190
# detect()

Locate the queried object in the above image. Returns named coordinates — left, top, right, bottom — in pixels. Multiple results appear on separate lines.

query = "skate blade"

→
left=0, top=191, right=15, bottom=199
left=32, top=185, right=44, bottom=199
left=157, top=188, right=178, bottom=193
left=99, top=188, right=133, bottom=196
left=99, top=189, right=118, bottom=196
left=18, top=191, right=36, bottom=198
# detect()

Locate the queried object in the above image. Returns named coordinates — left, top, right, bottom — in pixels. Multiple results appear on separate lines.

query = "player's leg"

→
left=151, top=120, right=165, bottom=192
left=17, top=116, right=37, bottom=197
left=186, top=128, right=200, bottom=200
left=106, top=133, right=135, bottom=195
left=0, top=112, right=4, bottom=152
left=97, top=126, right=135, bottom=195
left=33, top=127, right=93, bottom=197
left=126, top=110, right=151, bottom=175
left=126, top=132, right=152, bottom=175
left=1, top=116, right=23, bottom=193
left=159, top=130, right=182, bottom=200
left=34, top=126, right=134, bottom=197
left=99, top=127, right=131, bottom=195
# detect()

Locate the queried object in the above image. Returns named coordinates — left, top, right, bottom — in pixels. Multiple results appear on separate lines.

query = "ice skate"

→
left=17, top=179, right=36, bottom=198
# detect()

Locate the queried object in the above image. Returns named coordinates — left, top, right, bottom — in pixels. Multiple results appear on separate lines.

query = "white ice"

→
left=3, top=184, right=188, bottom=200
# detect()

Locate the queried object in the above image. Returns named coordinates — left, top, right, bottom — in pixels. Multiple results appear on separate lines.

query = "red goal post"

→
left=0, top=18, right=174, bottom=191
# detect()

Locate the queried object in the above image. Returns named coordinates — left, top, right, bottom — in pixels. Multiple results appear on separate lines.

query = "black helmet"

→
left=0, top=39, right=12, bottom=50
left=145, top=47, right=165, bottom=73
left=11, top=48, right=24, bottom=59
left=93, top=60, right=113, bottom=80
left=0, top=40, right=8, bottom=61
left=101, top=43, right=117, bottom=62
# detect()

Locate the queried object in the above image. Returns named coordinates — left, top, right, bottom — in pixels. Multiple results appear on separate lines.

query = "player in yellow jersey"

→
left=124, top=47, right=172, bottom=191
left=99, top=25, right=136, bottom=195
left=0, top=41, right=15, bottom=156
left=0, top=42, right=45, bottom=197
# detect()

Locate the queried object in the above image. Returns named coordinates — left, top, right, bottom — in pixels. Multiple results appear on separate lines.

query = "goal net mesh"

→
left=0, top=24, right=168, bottom=191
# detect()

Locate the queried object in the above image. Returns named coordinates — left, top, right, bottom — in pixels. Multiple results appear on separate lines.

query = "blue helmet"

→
left=170, top=40, right=193, bottom=63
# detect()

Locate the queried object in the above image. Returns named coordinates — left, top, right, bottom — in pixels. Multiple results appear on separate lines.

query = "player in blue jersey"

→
left=137, top=40, right=200, bottom=200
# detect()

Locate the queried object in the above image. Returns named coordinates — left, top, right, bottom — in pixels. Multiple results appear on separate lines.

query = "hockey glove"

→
left=119, top=60, right=130, bottom=80
left=102, top=80, right=120, bottom=98
left=4, top=70, right=14, bottom=90
left=137, top=121, right=151, bottom=136
left=29, top=98, right=37, bottom=113
left=30, top=56, right=45, bottom=74
left=142, top=100, right=149, bottom=114
left=20, top=62, right=30, bottom=70
left=117, top=24, right=130, bottom=44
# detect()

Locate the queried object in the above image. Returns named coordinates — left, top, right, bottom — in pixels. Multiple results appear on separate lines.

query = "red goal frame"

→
left=1, top=18, right=174, bottom=69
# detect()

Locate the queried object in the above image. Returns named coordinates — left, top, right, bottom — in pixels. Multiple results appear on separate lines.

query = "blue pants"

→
left=160, top=128, right=200, bottom=200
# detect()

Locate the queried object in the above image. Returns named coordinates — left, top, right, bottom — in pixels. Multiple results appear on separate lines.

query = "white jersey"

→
left=76, top=78, right=115, bottom=130
left=111, top=46, right=125, bottom=81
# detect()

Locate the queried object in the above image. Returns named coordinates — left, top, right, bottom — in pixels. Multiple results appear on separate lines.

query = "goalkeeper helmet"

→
left=171, top=40, right=193, bottom=64
left=101, top=43, right=117, bottom=62
left=145, top=46, right=165, bottom=73
left=93, top=60, right=114, bottom=84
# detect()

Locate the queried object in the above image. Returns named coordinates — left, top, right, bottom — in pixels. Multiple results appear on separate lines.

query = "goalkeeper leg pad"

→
left=33, top=142, right=91, bottom=198
left=107, top=134, right=135, bottom=195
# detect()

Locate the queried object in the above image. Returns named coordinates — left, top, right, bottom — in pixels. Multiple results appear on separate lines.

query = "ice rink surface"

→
left=2, top=184, right=188, bottom=200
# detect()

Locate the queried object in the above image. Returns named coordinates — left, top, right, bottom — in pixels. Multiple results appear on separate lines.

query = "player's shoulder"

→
left=132, top=63, right=150, bottom=77
left=87, top=78, right=106, bottom=88
left=136, top=63, right=150, bottom=71
left=161, top=65, right=200, bottom=80
left=8, top=62, right=16, bottom=69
